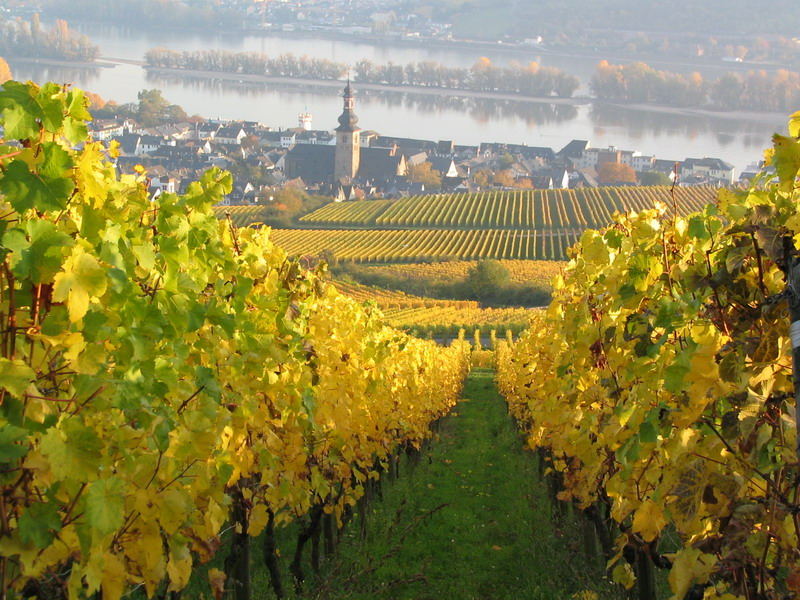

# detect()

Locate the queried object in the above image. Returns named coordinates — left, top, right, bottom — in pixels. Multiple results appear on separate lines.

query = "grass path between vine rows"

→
left=307, top=368, right=617, bottom=600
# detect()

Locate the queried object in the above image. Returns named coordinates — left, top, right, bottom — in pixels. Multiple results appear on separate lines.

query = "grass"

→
left=165, top=369, right=621, bottom=599
left=304, top=369, right=617, bottom=600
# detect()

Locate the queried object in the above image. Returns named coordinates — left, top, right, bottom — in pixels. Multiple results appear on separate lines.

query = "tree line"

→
left=592, top=60, right=800, bottom=112
left=144, top=49, right=581, bottom=98
left=352, top=56, right=580, bottom=98
left=145, top=48, right=345, bottom=81
left=0, top=15, right=98, bottom=61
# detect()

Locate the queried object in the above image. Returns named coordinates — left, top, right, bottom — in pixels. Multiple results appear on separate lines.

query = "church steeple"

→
left=336, top=79, right=359, bottom=132
left=334, top=80, right=361, bottom=181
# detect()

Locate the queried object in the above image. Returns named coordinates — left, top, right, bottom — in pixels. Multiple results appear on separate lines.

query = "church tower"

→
left=334, top=81, right=360, bottom=181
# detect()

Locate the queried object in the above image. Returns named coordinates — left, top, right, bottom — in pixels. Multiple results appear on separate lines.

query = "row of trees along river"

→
left=592, top=60, right=800, bottom=112
left=145, top=47, right=800, bottom=112
left=0, top=14, right=98, bottom=61
left=144, top=48, right=581, bottom=98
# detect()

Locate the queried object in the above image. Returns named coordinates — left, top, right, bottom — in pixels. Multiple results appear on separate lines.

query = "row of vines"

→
left=299, top=186, right=716, bottom=229
left=358, top=259, right=565, bottom=287
left=270, top=228, right=580, bottom=262
left=0, top=82, right=470, bottom=599
left=496, top=114, right=800, bottom=599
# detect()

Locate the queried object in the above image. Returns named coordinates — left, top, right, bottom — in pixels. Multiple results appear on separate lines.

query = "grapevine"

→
left=497, top=111, right=800, bottom=599
left=0, top=81, right=469, bottom=599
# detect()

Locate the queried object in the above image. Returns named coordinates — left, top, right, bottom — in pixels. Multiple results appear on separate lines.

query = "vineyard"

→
left=384, top=305, right=531, bottom=336
left=496, top=113, right=800, bottom=599
left=270, top=228, right=580, bottom=261
left=218, top=187, right=718, bottom=264
left=333, top=280, right=478, bottom=309
left=299, top=186, right=716, bottom=228
left=6, top=77, right=800, bottom=600
left=333, top=281, right=533, bottom=336
left=0, top=83, right=470, bottom=599
left=358, top=259, right=565, bottom=287
left=213, top=204, right=272, bottom=227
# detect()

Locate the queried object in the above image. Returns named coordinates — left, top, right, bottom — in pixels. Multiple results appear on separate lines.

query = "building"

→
left=681, top=157, right=736, bottom=186
left=298, top=111, right=313, bottom=131
left=215, top=125, right=247, bottom=146
left=334, top=81, right=360, bottom=180
left=282, top=83, right=407, bottom=189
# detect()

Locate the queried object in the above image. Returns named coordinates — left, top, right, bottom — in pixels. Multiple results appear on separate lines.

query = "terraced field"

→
left=333, top=280, right=532, bottom=336
left=361, top=260, right=565, bottom=287
left=211, top=205, right=273, bottom=227
left=218, top=186, right=719, bottom=262
left=298, top=186, right=716, bottom=229
left=334, top=281, right=478, bottom=309
left=270, top=228, right=579, bottom=261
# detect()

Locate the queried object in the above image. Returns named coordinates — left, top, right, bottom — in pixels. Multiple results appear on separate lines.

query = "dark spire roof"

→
left=336, top=81, right=359, bottom=132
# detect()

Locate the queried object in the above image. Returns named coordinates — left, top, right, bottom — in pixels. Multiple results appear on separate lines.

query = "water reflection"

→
left=10, top=60, right=774, bottom=168
left=589, top=103, right=779, bottom=151
left=8, top=60, right=100, bottom=87
left=145, top=70, right=580, bottom=127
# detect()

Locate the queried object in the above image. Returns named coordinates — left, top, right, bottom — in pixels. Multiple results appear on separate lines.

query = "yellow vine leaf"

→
left=101, top=552, right=127, bottom=600
left=668, top=548, right=716, bottom=600
left=208, top=568, right=227, bottom=600
left=249, top=504, right=269, bottom=537
left=52, top=247, right=107, bottom=322
left=632, top=499, right=667, bottom=542
left=612, top=561, right=636, bottom=589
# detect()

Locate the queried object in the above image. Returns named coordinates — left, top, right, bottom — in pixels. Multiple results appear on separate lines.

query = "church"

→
left=282, top=82, right=408, bottom=188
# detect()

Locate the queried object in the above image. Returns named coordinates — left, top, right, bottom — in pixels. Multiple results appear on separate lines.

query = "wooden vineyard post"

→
left=263, top=509, right=285, bottom=599
left=784, top=237, right=800, bottom=455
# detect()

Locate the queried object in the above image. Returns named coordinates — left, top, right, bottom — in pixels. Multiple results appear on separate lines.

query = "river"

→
left=7, top=24, right=789, bottom=170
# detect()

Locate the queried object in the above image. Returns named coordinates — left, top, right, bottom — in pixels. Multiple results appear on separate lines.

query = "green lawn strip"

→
left=308, top=368, right=617, bottom=600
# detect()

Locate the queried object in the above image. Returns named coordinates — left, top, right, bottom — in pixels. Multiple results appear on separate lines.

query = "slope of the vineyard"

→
left=270, top=228, right=579, bottom=261
left=299, top=187, right=716, bottom=228
left=334, top=280, right=479, bottom=308
left=0, top=82, right=470, bottom=598
left=360, top=259, right=565, bottom=287
left=298, top=198, right=392, bottom=225
left=335, top=281, right=532, bottom=335
left=384, top=305, right=531, bottom=334
left=496, top=115, right=800, bottom=599
left=213, top=204, right=273, bottom=227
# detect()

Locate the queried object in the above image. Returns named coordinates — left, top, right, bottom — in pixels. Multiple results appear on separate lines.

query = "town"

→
left=94, top=83, right=743, bottom=208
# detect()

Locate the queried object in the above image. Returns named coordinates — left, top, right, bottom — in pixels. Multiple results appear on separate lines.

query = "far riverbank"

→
left=136, top=60, right=786, bottom=125
left=5, top=56, right=114, bottom=69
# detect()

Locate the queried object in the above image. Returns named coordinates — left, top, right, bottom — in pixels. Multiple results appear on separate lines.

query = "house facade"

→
left=681, top=157, right=736, bottom=185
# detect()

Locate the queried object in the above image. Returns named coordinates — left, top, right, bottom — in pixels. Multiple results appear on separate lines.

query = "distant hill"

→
left=426, top=0, right=800, bottom=39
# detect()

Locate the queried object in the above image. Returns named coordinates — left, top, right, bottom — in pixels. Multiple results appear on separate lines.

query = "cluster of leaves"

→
left=496, top=112, right=800, bottom=599
left=0, top=81, right=470, bottom=598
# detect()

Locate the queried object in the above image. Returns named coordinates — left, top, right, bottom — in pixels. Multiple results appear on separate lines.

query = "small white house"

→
left=681, top=157, right=736, bottom=185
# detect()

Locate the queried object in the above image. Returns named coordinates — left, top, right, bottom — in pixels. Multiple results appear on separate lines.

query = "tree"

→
left=84, top=91, right=106, bottom=110
left=408, top=162, right=442, bottom=191
left=0, top=58, right=12, bottom=84
left=466, top=260, right=510, bottom=301
left=136, top=89, right=185, bottom=127
left=492, top=169, right=516, bottom=188
left=598, top=162, right=637, bottom=185
left=472, top=169, right=491, bottom=188
left=638, top=171, right=672, bottom=186
left=241, top=134, right=261, bottom=153
left=498, top=152, right=515, bottom=169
